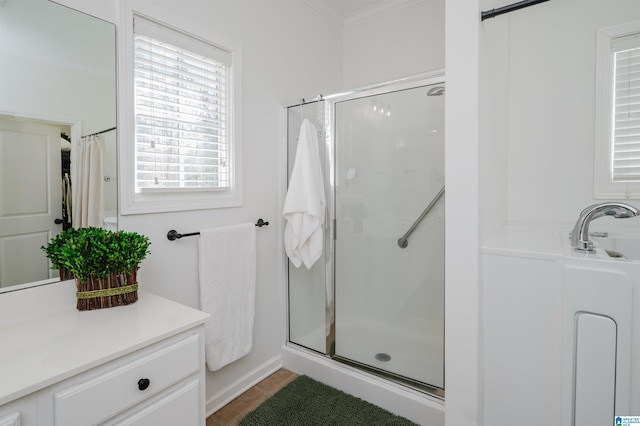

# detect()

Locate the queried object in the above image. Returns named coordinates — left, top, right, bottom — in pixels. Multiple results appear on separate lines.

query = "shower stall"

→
left=284, top=74, right=445, bottom=402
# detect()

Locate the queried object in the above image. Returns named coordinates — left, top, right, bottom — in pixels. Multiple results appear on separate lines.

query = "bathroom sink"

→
left=593, top=235, right=640, bottom=261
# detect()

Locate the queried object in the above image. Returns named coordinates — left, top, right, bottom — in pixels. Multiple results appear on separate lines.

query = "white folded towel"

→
left=283, top=118, right=326, bottom=269
left=198, top=223, right=256, bottom=371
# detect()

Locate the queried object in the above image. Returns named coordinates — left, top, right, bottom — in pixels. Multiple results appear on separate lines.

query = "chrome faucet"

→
left=571, top=202, right=640, bottom=252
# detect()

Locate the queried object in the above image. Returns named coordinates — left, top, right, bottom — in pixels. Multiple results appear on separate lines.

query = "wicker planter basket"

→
left=59, top=267, right=74, bottom=281
left=42, top=227, right=150, bottom=311
left=75, top=269, right=139, bottom=311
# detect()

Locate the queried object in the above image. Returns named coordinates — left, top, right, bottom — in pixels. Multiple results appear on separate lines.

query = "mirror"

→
left=0, top=0, right=117, bottom=292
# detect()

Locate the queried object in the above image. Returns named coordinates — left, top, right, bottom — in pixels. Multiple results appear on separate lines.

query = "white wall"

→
left=116, top=0, right=342, bottom=411
left=52, top=0, right=117, bottom=23
left=476, top=1, right=640, bottom=425
left=0, top=0, right=115, bottom=135
left=52, top=0, right=344, bottom=414
left=52, top=0, right=456, bottom=420
left=501, top=0, right=640, bottom=225
left=478, top=1, right=510, bottom=240
left=445, top=1, right=481, bottom=425
left=342, top=0, right=445, bottom=88
left=57, top=0, right=342, bottom=411
left=0, top=56, right=115, bottom=132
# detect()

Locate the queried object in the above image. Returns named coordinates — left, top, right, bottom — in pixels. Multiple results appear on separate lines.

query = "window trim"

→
left=119, top=3, right=243, bottom=215
left=594, top=20, right=640, bottom=199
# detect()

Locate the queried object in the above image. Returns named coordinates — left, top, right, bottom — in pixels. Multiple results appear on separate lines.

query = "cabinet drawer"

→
left=109, top=378, right=200, bottom=426
left=54, top=333, right=200, bottom=426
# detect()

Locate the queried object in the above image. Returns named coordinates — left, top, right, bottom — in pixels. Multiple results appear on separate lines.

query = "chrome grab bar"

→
left=397, top=186, right=445, bottom=249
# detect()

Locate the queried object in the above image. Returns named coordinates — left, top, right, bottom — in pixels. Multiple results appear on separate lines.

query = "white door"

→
left=0, top=117, right=62, bottom=288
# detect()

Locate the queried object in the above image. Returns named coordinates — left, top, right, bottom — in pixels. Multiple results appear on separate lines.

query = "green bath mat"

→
left=240, top=375, right=419, bottom=426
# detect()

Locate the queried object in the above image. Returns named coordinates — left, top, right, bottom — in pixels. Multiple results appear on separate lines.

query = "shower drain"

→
left=375, top=352, right=391, bottom=362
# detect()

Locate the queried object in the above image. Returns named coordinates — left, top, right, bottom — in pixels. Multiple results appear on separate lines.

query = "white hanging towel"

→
left=283, top=118, right=326, bottom=269
left=198, top=223, right=256, bottom=371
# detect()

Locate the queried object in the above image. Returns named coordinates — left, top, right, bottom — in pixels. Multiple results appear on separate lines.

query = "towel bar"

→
left=167, top=219, right=269, bottom=241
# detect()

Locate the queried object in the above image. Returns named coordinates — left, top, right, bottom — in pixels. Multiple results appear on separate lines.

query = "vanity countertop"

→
left=0, top=280, right=208, bottom=406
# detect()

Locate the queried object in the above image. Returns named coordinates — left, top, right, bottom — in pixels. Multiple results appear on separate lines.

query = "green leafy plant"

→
left=42, top=227, right=151, bottom=283
left=41, top=227, right=81, bottom=275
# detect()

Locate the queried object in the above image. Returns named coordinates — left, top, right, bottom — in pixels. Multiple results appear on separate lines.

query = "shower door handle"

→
left=397, top=186, right=444, bottom=249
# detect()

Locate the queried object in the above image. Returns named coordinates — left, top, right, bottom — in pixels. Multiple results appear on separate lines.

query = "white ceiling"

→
left=303, top=0, right=425, bottom=28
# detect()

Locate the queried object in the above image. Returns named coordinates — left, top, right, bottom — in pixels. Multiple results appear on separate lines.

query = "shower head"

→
left=427, top=86, right=445, bottom=96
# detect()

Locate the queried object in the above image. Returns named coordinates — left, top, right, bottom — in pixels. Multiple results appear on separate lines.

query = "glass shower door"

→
left=333, top=84, right=445, bottom=389
left=286, top=101, right=329, bottom=354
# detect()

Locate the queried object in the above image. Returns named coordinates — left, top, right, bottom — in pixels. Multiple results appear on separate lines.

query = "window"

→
left=134, top=17, right=230, bottom=191
left=595, top=21, right=640, bottom=199
left=611, top=36, right=640, bottom=182
left=121, top=11, right=242, bottom=214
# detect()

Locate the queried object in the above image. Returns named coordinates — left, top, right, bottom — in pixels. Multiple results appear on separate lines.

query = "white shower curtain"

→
left=72, top=135, right=104, bottom=228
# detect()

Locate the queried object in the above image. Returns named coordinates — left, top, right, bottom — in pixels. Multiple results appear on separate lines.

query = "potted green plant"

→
left=41, top=227, right=81, bottom=281
left=42, top=227, right=151, bottom=311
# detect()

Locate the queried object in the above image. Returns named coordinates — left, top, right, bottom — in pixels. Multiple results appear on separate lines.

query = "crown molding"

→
left=303, top=0, right=345, bottom=28
left=303, top=0, right=426, bottom=29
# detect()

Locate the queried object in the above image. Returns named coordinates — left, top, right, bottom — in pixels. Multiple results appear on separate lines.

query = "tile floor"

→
left=205, top=369, right=299, bottom=426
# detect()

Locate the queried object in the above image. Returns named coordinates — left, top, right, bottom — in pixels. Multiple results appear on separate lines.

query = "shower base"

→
left=333, top=319, right=444, bottom=396
left=282, top=344, right=445, bottom=426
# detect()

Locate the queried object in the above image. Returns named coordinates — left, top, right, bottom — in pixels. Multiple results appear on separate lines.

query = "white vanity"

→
left=0, top=280, right=209, bottom=425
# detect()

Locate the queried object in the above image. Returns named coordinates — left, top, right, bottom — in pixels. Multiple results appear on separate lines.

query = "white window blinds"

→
left=612, top=35, right=640, bottom=182
left=134, top=17, right=231, bottom=191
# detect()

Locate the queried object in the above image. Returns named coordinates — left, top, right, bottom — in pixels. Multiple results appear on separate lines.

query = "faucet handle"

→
left=568, top=231, right=609, bottom=239
left=590, top=231, right=608, bottom=238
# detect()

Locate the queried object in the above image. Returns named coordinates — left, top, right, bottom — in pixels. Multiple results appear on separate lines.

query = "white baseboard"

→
left=205, top=356, right=283, bottom=417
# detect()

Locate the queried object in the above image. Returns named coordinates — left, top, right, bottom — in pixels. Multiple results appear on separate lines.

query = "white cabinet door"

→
left=0, top=394, right=37, bottom=426
left=0, top=413, right=19, bottom=426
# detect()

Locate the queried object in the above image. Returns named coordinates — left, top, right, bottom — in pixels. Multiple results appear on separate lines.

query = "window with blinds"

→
left=612, top=37, right=640, bottom=182
left=134, top=17, right=231, bottom=191
left=594, top=22, right=640, bottom=199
